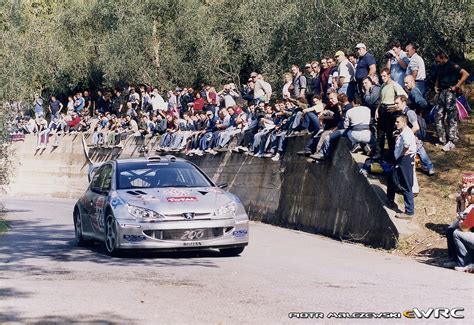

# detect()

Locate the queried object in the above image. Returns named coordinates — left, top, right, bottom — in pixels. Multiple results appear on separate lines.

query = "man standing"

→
left=49, top=95, right=63, bottom=119
left=394, top=95, right=434, bottom=176
left=304, top=62, right=321, bottom=105
left=386, top=41, right=410, bottom=87
left=355, top=43, right=377, bottom=96
left=387, top=115, right=417, bottom=219
left=376, top=68, right=407, bottom=162
left=74, top=92, right=85, bottom=114
left=434, top=52, right=470, bottom=152
left=33, top=93, right=44, bottom=118
left=405, top=43, right=426, bottom=95
left=335, top=51, right=356, bottom=101
left=290, top=65, right=307, bottom=99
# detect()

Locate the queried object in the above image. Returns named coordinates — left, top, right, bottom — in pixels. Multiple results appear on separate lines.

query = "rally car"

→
left=73, top=155, right=249, bottom=256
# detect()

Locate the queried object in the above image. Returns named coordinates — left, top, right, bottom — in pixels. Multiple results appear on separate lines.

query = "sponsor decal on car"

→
left=233, top=229, right=248, bottom=238
left=123, top=234, right=147, bottom=242
left=183, top=242, right=202, bottom=246
left=167, top=196, right=198, bottom=203
left=136, top=195, right=161, bottom=203
left=111, top=197, right=124, bottom=208
left=206, top=187, right=223, bottom=194
left=163, top=189, right=189, bottom=196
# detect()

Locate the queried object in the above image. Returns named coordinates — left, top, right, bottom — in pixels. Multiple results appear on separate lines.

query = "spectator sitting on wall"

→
left=444, top=186, right=474, bottom=273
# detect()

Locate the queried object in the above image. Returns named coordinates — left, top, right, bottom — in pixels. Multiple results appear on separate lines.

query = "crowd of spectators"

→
left=5, top=40, right=473, bottom=265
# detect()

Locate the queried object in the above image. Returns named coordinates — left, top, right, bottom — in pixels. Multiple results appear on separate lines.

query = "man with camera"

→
left=385, top=41, right=410, bottom=87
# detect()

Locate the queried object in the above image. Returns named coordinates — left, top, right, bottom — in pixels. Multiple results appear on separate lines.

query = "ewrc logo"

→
left=403, top=308, right=464, bottom=319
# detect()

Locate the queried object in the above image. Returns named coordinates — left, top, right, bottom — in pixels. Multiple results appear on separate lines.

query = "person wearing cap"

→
left=354, top=43, right=377, bottom=96
left=335, top=51, right=356, bottom=101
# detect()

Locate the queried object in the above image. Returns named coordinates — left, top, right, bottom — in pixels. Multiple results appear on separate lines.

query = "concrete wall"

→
left=6, top=133, right=398, bottom=249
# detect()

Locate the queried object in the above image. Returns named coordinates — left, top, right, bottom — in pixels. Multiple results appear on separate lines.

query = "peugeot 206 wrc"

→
left=73, top=156, right=249, bottom=256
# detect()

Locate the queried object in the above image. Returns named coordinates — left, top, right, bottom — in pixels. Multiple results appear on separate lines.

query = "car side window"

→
left=100, top=165, right=113, bottom=192
left=91, top=166, right=105, bottom=190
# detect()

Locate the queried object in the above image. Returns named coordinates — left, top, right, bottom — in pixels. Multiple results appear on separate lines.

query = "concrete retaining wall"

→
left=6, top=133, right=398, bottom=249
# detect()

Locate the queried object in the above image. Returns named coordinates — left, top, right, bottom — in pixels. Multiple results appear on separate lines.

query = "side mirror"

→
left=91, top=187, right=106, bottom=195
left=217, top=183, right=228, bottom=189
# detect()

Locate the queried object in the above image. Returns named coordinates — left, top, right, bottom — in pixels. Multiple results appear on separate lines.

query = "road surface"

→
left=0, top=197, right=472, bottom=324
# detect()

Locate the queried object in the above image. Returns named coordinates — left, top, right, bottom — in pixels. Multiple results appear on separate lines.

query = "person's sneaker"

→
left=195, top=150, right=204, bottom=156
left=297, top=151, right=311, bottom=157
left=36, top=145, right=41, bottom=150
left=209, top=149, right=218, bottom=155
left=271, top=153, right=281, bottom=161
left=286, top=131, right=296, bottom=138
left=309, top=152, right=325, bottom=160
left=395, top=213, right=414, bottom=220
left=351, top=143, right=362, bottom=153
left=386, top=200, right=398, bottom=210
left=442, top=141, right=455, bottom=152
left=428, top=168, right=435, bottom=176
left=240, top=146, right=249, bottom=152
left=254, top=153, right=264, bottom=158
left=454, top=264, right=474, bottom=272
left=363, top=145, right=372, bottom=156
left=264, top=153, right=274, bottom=158
left=442, top=261, right=457, bottom=269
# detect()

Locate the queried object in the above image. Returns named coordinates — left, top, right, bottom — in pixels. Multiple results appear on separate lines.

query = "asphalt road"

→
left=0, top=197, right=473, bottom=324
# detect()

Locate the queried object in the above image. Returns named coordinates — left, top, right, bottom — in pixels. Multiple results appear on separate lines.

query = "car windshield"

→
left=116, top=161, right=213, bottom=190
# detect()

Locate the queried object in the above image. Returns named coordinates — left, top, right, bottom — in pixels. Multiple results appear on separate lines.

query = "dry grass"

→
left=393, top=94, right=473, bottom=265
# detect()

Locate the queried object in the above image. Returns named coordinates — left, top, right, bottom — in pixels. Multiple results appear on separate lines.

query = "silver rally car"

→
left=74, top=156, right=249, bottom=256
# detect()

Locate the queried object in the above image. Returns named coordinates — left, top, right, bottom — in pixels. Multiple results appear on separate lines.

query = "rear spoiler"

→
left=88, top=163, right=103, bottom=183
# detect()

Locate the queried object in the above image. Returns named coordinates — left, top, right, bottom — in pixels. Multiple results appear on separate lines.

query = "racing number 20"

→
left=181, top=230, right=205, bottom=240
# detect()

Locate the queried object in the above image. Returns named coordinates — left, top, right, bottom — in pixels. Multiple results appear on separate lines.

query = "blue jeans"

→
left=453, top=229, right=474, bottom=266
left=387, top=155, right=415, bottom=215
left=415, top=80, right=425, bottom=97
left=321, top=129, right=347, bottom=157
left=302, top=112, right=320, bottom=133
left=417, top=141, right=433, bottom=171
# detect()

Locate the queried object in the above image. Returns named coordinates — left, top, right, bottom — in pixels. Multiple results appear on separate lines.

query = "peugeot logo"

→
left=183, top=212, right=195, bottom=220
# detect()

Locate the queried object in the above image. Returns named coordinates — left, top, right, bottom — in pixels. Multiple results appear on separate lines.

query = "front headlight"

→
left=214, top=201, right=238, bottom=217
left=127, top=205, right=164, bottom=220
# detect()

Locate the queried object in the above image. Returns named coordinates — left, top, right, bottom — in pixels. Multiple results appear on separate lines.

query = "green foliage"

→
left=0, top=0, right=472, bottom=101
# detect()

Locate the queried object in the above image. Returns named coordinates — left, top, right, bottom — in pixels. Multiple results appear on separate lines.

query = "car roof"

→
left=114, top=155, right=185, bottom=165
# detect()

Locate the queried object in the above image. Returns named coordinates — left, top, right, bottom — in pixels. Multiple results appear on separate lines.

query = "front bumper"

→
left=115, top=215, right=249, bottom=250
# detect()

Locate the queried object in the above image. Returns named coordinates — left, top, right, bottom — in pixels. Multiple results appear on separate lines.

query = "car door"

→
left=81, top=166, right=105, bottom=237
left=90, top=164, right=113, bottom=237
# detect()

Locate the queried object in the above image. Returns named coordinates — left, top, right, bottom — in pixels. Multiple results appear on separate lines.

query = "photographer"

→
left=385, top=41, right=409, bottom=87
left=218, top=84, right=239, bottom=108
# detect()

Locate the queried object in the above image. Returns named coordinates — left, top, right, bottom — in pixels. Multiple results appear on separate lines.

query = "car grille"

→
left=144, top=227, right=233, bottom=241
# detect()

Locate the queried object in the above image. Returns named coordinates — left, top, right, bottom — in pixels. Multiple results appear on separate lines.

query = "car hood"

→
left=116, top=187, right=233, bottom=215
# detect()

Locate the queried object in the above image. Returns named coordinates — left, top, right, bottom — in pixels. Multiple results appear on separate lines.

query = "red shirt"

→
left=194, top=97, right=205, bottom=111
left=462, top=205, right=474, bottom=229
left=68, top=116, right=82, bottom=127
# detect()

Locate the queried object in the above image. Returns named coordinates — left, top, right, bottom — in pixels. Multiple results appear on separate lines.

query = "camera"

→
left=385, top=51, right=394, bottom=59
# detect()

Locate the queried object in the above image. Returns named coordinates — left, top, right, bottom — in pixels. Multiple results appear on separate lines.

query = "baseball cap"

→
left=355, top=43, right=366, bottom=49
left=335, top=50, right=345, bottom=57
left=305, top=63, right=311, bottom=68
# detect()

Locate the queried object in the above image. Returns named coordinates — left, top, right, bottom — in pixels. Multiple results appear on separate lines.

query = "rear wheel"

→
left=105, top=214, right=121, bottom=256
left=219, top=246, right=245, bottom=257
left=74, top=210, right=87, bottom=247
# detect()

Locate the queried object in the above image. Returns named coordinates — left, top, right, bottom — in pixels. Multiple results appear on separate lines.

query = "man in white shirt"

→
left=405, top=43, right=426, bottom=95
left=335, top=50, right=356, bottom=101
left=387, top=115, right=417, bottom=219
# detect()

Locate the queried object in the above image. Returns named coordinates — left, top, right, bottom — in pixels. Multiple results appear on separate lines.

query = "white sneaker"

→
left=442, top=141, right=455, bottom=152
left=271, top=153, right=281, bottom=161
left=240, top=146, right=249, bottom=152
left=195, top=150, right=204, bottom=156
left=454, top=264, right=474, bottom=272
left=254, top=153, right=264, bottom=158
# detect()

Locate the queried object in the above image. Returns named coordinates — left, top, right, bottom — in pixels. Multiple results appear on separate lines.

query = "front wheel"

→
left=219, top=247, right=245, bottom=257
left=74, top=210, right=87, bottom=247
left=105, top=214, right=121, bottom=256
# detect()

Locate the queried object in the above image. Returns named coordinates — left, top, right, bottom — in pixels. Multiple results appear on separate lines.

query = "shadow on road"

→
left=0, top=217, right=223, bottom=277
left=0, top=311, right=137, bottom=324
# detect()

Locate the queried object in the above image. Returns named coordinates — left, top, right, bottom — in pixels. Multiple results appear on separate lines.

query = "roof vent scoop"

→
left=165, top=155, right=177, bottom=162
left=147, top=156, right=161, bottom=161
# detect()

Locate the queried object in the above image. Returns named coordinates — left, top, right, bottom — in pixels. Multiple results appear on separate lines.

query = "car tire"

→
left=105, top=214, right=121, bottom=257
left=74, top=210, right=88, bottom=247
left=219, top=247, right=245, bottom=257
